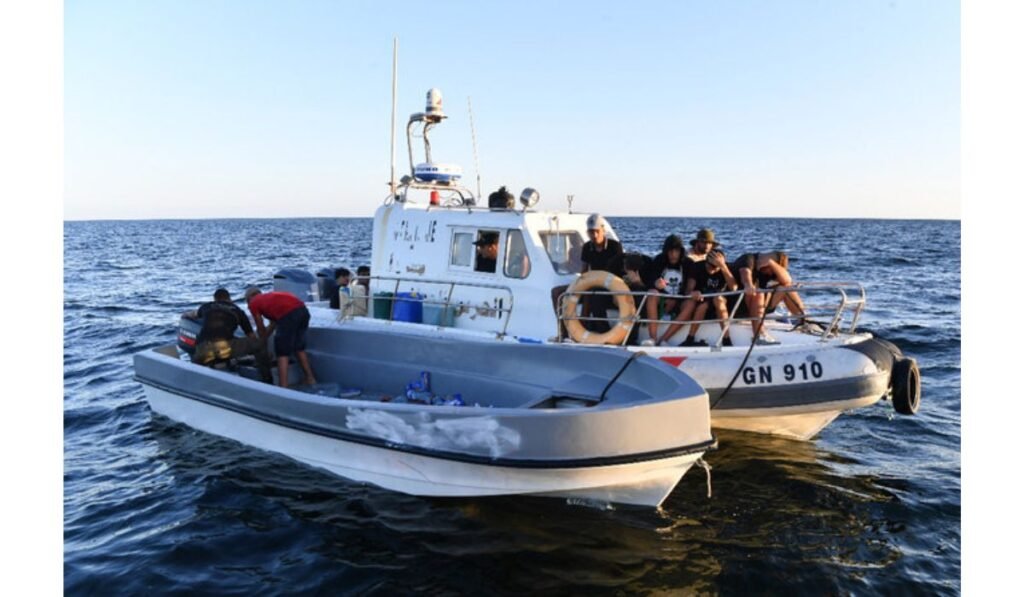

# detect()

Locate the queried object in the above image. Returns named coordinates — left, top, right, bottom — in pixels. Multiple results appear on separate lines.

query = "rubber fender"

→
left=891, top=357, right=921, bottom=415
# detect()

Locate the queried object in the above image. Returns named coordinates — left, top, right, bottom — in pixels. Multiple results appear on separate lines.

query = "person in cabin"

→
left=244, top=287, right=316, bottom=388
left=188, top=288, right=273, bottom=383
left=657, top=249, right=738, bottom=347
left=731, top=250, right=807, bottom=344
left=580, top=213, right=624, bottom=333
left=473, top=231, right=499, bottom=273
left=642, top=234, right=687, bottom=342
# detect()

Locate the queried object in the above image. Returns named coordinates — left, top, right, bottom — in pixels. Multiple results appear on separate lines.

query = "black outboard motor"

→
left=273, top=268, right=317, bottom=302
left=177, top=314, right=202, bottom=358
left=316, top=267, right=339, bottom=305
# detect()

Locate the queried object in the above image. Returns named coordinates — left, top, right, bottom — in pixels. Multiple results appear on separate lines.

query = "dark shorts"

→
left=274, top=306, right=310, bottom=357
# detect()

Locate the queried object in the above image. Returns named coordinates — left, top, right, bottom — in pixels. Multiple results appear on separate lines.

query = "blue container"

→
left=393, top=292, right=424, bottom=323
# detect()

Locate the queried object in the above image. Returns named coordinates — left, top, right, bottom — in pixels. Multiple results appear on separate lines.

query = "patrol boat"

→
left=296, top=88, right=921, bottom=441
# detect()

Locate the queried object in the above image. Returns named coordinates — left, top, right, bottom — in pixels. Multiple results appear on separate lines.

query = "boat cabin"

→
left=369, top=198, right=618, bottom=341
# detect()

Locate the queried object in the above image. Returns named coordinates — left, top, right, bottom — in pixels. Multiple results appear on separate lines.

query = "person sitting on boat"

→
left=622, top=253, right=652, bottom=345
left=580, top=213, right=624, bottom=333
left=244, top=287, right=317, bottom=388
left=657, top=249, right=738, bottom=347
left=330, top=267, right=352, bottom=310
left=333, top=267, right=368, bottom=319
left=731, top=251, right=807, bottom=344
left=188, top=288, right=273, bottom=383
left=642, top=234, right=687, bottom=342
left=686, top=228, right=719, bottom=267
left=356, top=265, right=371, bottom=294
left=473, top=231, right=499, bottom=273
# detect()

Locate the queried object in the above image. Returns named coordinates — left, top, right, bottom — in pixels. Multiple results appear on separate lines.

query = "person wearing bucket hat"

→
left=687, top=228, right=720, bottom=263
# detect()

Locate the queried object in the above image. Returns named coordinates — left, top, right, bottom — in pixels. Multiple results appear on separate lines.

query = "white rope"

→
left=697, top=457, right=713, bottom=498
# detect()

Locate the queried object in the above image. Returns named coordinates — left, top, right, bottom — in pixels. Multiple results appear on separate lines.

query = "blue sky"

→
left=64, top=0, right=960, bottom=220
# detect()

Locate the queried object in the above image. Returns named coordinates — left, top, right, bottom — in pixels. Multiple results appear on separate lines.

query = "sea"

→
left=64, top=217, right=961, bottom=594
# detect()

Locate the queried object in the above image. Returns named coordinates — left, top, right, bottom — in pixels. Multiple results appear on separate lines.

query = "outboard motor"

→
left=273, top=268, right=318, bottom=302
left=316, top=267, right=339, bottom=304
left=177, top=314, right=202, bottom=358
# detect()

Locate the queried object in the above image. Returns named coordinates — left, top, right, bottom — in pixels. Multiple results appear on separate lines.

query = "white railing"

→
left=557, top=282, right=867, bottom=347
left=365, top=275, right=516, bottom=337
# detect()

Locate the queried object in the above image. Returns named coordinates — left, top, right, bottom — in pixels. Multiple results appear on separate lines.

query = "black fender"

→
left=891, top=357, right=921, bottom=415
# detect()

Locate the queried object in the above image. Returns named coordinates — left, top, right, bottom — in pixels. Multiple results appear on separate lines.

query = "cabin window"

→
left=450, top=232, right=474, bottom=267
left=473, top=230, right=500, bottom=274
left=504, top=229, right=531, bottom=279
left=538, top=231, right=584, bottom=274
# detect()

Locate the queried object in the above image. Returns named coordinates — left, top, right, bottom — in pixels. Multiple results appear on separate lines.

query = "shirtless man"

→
left=732, top=251, right=806, bottom=343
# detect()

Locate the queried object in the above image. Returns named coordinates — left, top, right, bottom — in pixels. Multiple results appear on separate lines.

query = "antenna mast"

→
left=467, top=96, right=482, bottom=199
left=389, top=37, right=398, bottom=198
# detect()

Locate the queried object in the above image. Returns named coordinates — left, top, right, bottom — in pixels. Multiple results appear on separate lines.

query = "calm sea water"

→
left=64, top=217, right=961, bottom=594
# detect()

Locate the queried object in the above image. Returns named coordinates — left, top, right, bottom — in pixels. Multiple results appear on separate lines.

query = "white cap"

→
left=586, top=213, right=607, bottom=230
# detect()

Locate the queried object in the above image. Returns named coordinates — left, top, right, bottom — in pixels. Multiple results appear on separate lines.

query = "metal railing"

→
left=357, top=275, right=516, bottom=337
left=557, top=282, right=867, bottom=347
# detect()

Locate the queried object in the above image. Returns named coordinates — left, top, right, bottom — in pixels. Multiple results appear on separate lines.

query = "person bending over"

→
left=245, top=287, right=316, bottom=388
left=731, top=251, right=806, bottom=344
left=188, top=288, right=273, bottom=383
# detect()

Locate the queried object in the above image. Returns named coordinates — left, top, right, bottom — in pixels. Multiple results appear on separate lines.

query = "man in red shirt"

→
left=244, top=288, right=316, bottom=388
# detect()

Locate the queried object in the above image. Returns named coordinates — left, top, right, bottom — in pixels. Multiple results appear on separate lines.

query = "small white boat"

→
left=136, top=326, right=715, bottom=508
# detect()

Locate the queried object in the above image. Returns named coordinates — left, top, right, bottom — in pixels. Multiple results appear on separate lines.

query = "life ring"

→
left=562, top=271, right=637, bottom=345
left=891, top=357, right=921, bottom=415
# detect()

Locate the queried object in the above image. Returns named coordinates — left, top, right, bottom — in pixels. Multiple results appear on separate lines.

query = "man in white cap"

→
left=579, top=213, right=624, bottom=332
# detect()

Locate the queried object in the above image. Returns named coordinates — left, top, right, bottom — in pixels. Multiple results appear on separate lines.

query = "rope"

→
left=697, top=457, right=713, bottom=498
left=709, top=286, right=779, bottom=410
left=599, top=350, right=645, bottom=402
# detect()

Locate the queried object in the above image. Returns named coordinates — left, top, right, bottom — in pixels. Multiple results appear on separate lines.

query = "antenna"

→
left=389, top=37, right=398, bottom=199
left=467, top=96, right=482, bottom=199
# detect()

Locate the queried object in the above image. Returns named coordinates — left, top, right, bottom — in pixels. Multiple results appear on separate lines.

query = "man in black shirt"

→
left=473, top=232, right=499, bottom=273
left=581, top=213, right=624, bottom=274
left=189, top=288, right=273, bottom=382
left=580, top=213, right=624, bottom=333
left=658, top=250, right=737, bottom=346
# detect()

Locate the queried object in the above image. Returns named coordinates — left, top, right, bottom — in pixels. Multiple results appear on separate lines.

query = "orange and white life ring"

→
left=562, top=271, right=637, bottom=345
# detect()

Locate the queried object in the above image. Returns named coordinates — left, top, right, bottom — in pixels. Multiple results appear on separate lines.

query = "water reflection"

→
left=145, top=417, right=919, bottom=593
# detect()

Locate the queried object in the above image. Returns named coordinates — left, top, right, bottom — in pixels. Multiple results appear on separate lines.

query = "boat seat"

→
left=521, top=372, right=608, bottom=408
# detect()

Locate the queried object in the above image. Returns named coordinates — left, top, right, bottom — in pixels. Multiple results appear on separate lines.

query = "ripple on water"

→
left=63, top=218, right=961, bottom=593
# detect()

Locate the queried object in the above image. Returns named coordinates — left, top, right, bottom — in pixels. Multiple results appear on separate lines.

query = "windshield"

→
left=538, top=231, right=584, bottom=275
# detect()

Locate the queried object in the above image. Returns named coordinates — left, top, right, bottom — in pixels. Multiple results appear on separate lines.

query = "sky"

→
left=64, top=0, right=960, bottom=220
